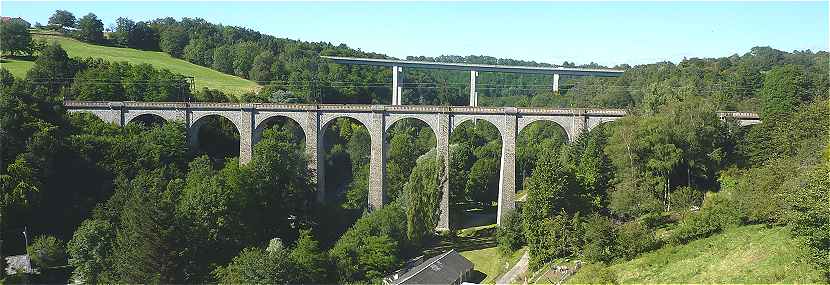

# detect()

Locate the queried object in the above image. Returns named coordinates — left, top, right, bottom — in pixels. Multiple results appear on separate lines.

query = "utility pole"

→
left=186, top=77, right=195, bottom=102
left=0, top=128, right=4, bottom=278
left=1, top=128, right=4, bottom=175
left=23, top=226, right=31, bottom=271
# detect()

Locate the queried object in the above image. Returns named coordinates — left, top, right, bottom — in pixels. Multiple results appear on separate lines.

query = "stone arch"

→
left=447, top=116, right=505, bottom=229
left=254, top=112, right=308, bottom=134
left=67, top=109, right=122, bottom=126
left=517, top=116, right=574, bottom=142
left=126, top=113, right=168, bottom=126
left=516, top=118, right=572, bottom=143
left=189, top=111, right=243, bottom=131
left=384, top=114, right=441, bottom=162
left=320, top=112, right=372, bottom=131
left=253, top=113, right=307, bottom=146
left=123, top=109, right=185, bottom=126
left=514, top=120, right=569, bottom=196
left=738, top=120, right=762, bottom=127
left=187, top=113, right=242, bottom=158
left=384, top=113, right=439, bottom=135
left=383, top=116, right=439, bottom=202
left=317, top=113, right=372, bottom=205
left=451, top=114, right=505, bottom=140
left=586, top=116, right=622, bottom=134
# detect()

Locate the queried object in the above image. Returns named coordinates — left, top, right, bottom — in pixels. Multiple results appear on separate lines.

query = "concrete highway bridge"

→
left=64, top=100, right=760, bottom=230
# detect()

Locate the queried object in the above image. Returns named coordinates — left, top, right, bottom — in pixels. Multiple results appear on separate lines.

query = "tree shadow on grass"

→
left=1, top=55, right=36, bottom=61
left=423, top=235, right=497, bottom=257
left=468, top=270, right=487, bottom=283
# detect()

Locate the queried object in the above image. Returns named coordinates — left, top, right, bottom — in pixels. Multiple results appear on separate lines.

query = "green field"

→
left=0, top=57, right=34, bottom=77
left=569, top=224, right=825, bottom=283
left=1, top=34, right=259, bottom=95
left=460, top=247, right=526, bottom=284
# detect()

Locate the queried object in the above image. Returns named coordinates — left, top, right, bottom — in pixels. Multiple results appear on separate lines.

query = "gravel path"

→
left=496, top=251, right=529, bottom=284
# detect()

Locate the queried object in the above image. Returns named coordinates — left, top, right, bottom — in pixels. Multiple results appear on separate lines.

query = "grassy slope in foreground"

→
left=3, top=34, right=259, bottom=95
left=571, top=224, right=824, bottom=283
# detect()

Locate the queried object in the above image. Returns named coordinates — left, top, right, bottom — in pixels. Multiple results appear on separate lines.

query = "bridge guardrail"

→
left=63, top=101, right=759, bottom=119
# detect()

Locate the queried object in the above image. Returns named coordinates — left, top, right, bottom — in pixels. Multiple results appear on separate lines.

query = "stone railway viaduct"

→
left=65, top=100, right=761, bottom=230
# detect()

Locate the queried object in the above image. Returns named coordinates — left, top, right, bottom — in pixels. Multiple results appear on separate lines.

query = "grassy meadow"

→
left=1, top=33, right=259, bottom=95
left=567, top=224, right=825, bottom=283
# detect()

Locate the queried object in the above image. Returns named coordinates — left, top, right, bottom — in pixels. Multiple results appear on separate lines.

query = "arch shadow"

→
left=127, top=113, right=167, bottom=128
left=190, top=114, right=241, bottom=163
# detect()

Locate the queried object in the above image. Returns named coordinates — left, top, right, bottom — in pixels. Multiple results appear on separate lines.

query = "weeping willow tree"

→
left=403, top=151, right=447, bottom=246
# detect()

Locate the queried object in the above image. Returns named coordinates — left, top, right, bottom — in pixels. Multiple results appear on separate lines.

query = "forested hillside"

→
left=1, top=9, right=828, bottom=284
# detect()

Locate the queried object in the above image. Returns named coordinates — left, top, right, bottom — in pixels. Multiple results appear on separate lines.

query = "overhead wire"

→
left=29, top=76, right=774, bottom=96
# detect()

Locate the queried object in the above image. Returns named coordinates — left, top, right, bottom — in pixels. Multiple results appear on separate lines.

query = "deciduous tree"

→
left=75, top=13, right=104, bottom=43
left=0, top=19, right=32, bottom=56
left=48, top=10, right=76, bottom=28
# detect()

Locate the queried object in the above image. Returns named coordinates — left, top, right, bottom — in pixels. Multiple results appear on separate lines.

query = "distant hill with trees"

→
left=7, top=10, right=826, bottom=108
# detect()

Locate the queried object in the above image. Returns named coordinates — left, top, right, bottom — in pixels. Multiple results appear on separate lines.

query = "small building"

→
left=1, top=16, right=30, bottom=27
left=384, top=249, right=474, bottom=285
left=5, top=254, right=35, bottom=275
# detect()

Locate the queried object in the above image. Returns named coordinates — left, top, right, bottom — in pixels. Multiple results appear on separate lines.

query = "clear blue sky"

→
left=3, top=1, right=827, bottom=66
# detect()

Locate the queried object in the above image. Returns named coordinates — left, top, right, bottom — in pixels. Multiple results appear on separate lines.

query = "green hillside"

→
left=568, top=224, right=825, bottom=283
left=0, top=57, right=34, bottom=77
left=1, top=34, right=259, bottom=95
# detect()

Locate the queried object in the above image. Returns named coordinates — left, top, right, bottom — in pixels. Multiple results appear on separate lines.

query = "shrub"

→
left=27, top=235, right=66, bottom=268
left=615, top=221, right=660, bottom=260
left=497, top=210, right=525, bottom=255
left=568, top=262, right=618, bottom=284
left=702, top=192, right=744, bottom=227
left=214, top=233, right=330, bottom=284
left=730, top=165, right=787, bottom=223
left=638, top=212, right=673, bottom=229
left=527, top=212, right=584, bottom=270
left=329, top=204, right=406, bottom=282
left=608, top=181, right=663, bottom=220
left=213, top=242, right=297, bottom=284
left=581, top=214, right=617, bottom=263
left=669, top=192, right=742, bottom=245
left=669, top=186, right=703, bottom=213
left=782, top=164, right=830, bottom=280
left=67, top=219, right=115, bottom=284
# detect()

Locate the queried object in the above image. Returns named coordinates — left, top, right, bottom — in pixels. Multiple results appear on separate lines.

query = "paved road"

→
left=496, top=251, right=529, bottom=285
